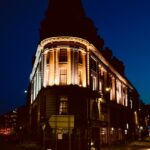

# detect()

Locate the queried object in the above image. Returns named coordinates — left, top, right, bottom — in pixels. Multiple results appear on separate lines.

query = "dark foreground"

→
left=101, top=137, right=150, bottom=150
left=0, top=137, right=150, bottom=150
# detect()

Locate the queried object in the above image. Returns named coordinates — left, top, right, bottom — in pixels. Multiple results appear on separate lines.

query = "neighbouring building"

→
left=27, top=0, right=140, bottom=150
left=144, top=104, right=150, bottom=136
left=0, top=106, right=26, bottom=137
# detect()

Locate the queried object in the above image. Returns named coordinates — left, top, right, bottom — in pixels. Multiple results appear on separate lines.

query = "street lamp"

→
left=24, top=90, right=28, bottom=94
left=105, top=87, right=111, bottom=146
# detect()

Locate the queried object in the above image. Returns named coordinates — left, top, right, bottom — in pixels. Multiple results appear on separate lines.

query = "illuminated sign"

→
left=49, top=115, right=74, bottom=129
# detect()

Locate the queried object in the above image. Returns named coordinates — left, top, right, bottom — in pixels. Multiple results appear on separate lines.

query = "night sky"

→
left=0, top=0, right=150, bottom=115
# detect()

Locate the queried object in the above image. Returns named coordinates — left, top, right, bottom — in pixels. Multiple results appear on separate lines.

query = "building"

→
left=0, top=109, right=17, bottom=135
left=27, top=0, right=140, bottom=149
left=0, top=106, right=26, bottom=137
left=143, top=104, right=150, bottom=136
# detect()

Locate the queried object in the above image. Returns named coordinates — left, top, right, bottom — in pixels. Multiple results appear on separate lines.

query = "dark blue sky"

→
left=0, top=0, right=150, bottom=114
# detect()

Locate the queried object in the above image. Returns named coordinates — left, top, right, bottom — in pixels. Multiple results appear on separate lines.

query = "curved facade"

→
left=30, top=36, right=131, bottom=106
left=28, top=36, right=139, bottom=150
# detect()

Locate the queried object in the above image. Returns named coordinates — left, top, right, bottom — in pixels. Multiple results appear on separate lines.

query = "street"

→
left=0, top=138, right=150, bottom=150
left=0, top=141, right=42, bottom=150
left=101, top=138, right=150, bottom=150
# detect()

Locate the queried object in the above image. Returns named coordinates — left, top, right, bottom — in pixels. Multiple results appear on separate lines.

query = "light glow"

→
left=30, top=36, right=135, bottom=103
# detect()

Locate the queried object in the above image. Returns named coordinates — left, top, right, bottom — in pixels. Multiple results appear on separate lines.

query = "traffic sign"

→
left=49, top=115, right=74, bottom=129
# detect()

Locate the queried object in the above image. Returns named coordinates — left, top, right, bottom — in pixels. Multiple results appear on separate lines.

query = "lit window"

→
left=122, top=86, right=127, bottom=106
left=59, top=96, right=68, bottom=115
left=91, top=75, right=97, bottom=91
left=59, top=49, right=67, bottom=62
left=99, top=80, right=102, bottom=92
left=59, top=69, right=67, bottom=85
left=130, top=99, right=133, bottom=109
left=116, top=80, right=122, bottom=104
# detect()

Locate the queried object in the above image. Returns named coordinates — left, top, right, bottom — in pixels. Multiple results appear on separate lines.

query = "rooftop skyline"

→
left=0, top=0, right=150, bottom=114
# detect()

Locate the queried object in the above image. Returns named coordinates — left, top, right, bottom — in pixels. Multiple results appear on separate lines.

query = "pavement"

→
left=18, top=138, right=150, bottom=150
left=1, top=137, right=150, bottom=150
left=101, top=137, right=150, bottom=150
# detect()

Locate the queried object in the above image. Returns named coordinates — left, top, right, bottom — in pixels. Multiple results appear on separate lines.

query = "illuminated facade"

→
left=27, top=0, right=140, bottom=150
left=29, top=36, right=139, bottom=149
left=30, top=36, right=131, bottom=106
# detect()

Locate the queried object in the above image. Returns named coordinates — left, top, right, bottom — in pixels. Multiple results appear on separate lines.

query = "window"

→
left=99, top=80, right=102, bottom=92
left=78, top=70, right=82, bottom=86
left=60, top=69, right=67, bottom=85
left=91, top=75, right=97, bottom=91
left=92, top=101, right=99, bottom=120
left=116, top=80, right=122, bottom=104
left=130, top=99, right=133, bottom=109
left=79, top=51, right=82, bottom=64
left=59, top=49, right=67, bottom=62
left=90, top=58, right=97, bottom=71
left=46, top=52, right=50, bottom=64
left=59, top=96, right=68, bottom=115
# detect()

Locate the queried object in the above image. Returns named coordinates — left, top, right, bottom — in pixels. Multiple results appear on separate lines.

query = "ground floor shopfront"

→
left=27, top=86, right=137, bottom=150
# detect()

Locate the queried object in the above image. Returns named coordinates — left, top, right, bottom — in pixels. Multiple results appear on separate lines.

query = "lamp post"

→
left=42, top=123, right=46, bottom=150
left=138, top=107, right=142, bottom=140
left=105, top=87, right=111, bottom=146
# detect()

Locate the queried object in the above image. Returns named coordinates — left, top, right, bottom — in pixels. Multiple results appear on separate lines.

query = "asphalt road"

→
left=101, top=139, right=150, bottom=150
left=0, top=141, right=42, bottom=150
left=0, top=139, right=150, bottom=150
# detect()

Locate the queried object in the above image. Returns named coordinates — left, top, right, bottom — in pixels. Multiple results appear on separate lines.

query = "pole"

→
left=42, top=123, right=46, bottom=150
left=43, top=130, right=45, bottom=150
left=56, top=130, right=57, bottom=150
left=69, top=131, right=71, bottom=150
left=68, top=115, right=71, bottom=150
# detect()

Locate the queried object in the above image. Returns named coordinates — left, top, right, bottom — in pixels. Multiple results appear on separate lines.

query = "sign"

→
left=49, top=115, right=74, bottom=129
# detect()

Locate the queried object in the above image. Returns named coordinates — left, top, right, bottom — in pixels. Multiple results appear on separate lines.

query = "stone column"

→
left=111, top=77, right=116, bottom=101
left=71, top=49, right=75, bottom=84
left=43, top=53, right=47, bottom=87
left=86, top=47, right=90, bottom=87
left=82, top=52, right=86, bottom=87
left=49, top=49, right=55, bottom=86
left=55, top=48, right=59, bottom=85
left=67, top=48, right=71, bottom=85
left=74, top=49, right=78, bottom=85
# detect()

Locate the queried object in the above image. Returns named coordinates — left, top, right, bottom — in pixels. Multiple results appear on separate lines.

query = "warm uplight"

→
left=111, top=127, right=114, bottom=131
left=126, top=123, right=129, bottom=129
left=91, top=141, right=94, bottom=146
left=105, top=87, right=110, bottom=92
left=134, top=111, right=138, bottom=125
left=30, top=36, right=135, bottom=103
left=98, top=98, right=105, bottom=103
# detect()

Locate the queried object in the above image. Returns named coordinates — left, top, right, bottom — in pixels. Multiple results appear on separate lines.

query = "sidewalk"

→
left=15, top=137, right=150, bottom=150
left=17, top=141, right=42, bottom=150
left=101, top=137, right=150, bottom=150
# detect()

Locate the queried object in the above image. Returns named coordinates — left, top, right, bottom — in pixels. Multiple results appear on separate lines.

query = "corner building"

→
left=28, top=0, right=140, bottom=149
